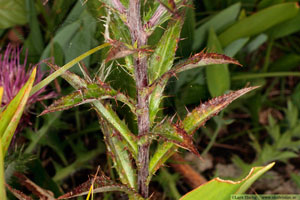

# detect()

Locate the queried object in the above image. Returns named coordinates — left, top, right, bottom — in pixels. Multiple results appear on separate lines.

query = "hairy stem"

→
left=127, top=0, right=149, bottom=197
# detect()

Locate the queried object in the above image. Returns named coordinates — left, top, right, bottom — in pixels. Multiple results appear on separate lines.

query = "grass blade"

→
left=30, top=43, right=110, bottom=96
left=219, top=2, right=299, bottom=47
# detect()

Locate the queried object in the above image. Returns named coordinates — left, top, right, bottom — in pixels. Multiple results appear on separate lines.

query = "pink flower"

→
left=0, top=44, right=55, bottom=127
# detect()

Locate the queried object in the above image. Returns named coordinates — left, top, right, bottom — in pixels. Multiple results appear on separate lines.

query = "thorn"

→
left=184, top=105, right=190, bottom=113
left=170, top=114, right=177, bottom=122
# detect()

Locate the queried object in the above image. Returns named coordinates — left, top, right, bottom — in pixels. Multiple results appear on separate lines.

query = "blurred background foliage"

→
left=0, top=0, right=300, bottom=199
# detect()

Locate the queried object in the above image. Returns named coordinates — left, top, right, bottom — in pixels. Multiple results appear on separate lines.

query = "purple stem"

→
left=127, top=0, right=150, bottom=198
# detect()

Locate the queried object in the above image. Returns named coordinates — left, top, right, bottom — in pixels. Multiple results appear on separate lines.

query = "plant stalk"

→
left=128, top=0, right=150, bottom=197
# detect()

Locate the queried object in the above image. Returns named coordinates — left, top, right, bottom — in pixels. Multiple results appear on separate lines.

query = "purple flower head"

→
left=0, top=44, right=55, bottom=118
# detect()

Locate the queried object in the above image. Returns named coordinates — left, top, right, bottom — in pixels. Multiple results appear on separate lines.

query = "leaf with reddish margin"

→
left=183, top=86, right=259, bottom=134
left=14, top=173, right=55, bottom=200
left=40, top=82, right=136, bottom=116
left=105, top=40, right=136, bottom=63
left=149, top=86, right=259, bottom=181
left=151, top=120, right=200, bottom=157
left=6, top=184, right=33, bottom=200
left=58, top=172, right=142, bottom=199
left=99, top=117, right=137, bottom=190
left=148, top=52, right=241, bottom=95
left=148, top=16, right=184, bottom=124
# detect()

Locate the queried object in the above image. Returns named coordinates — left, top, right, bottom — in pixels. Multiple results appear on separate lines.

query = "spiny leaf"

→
left=40, top=83, right=136, bottom=116
left=149, top=86, right=259, bottom=180
left=58, top=172, right=142, bottom=199
left=148, top=16, right=183, bottom=83
left=148, top=15, right=184, bottom=124
left=183, top=86, right=259, bottom=134
left=14, top=173, right=55, bottom=200
left=43, top=63, right=138, bottom=158
left=100, top=118, right=137, bottom=189
left=144, top=0, right=184, bottom=33
left=148, top=52, right=241, bottom=95
left=45, top=62, right=88, bottom=89
left=6, top=184, right=33, bottom=200
left=151, top=120, right=200, bottom=156
left=105, top=40, right=136, bottom=63
left=148, top=142, right=177, bottom=184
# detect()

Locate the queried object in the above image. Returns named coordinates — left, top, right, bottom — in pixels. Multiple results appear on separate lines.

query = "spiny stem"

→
left=127, top=0, right=150, bottom=197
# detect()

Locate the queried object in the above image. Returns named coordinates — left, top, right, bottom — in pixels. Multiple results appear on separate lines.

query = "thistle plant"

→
left=29, top=0, right=274, bottom=199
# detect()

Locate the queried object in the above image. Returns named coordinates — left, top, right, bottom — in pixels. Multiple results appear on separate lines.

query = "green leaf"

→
left=269, top=54, right=300, bottom=72
left=64, top=10, right=97, bottom=69
left=151, top=120, right=199, bottom=156
left=193, top=3, right=241, bottom=50
left=224, top=38, right=249, bottom=57
left=149, top=87, right=258, bottom=180
left=148, top=18, right=183, bottom=83
left=0, top=0, right=27, bottom=29
left=177, top=2, right=195, bottom=58
left=0, top=68, right=36, bottom=155
left=267, top=11, right=300, bottom=39
left=100, top=119, right=136, bottom=189
left=183, top=87, right=258, bottom=134
left=25, top=112, right=63, bottom=155
left=31, top=43, right=110, bottom=96
left=24, top=0, right=44, bottom=54
left=206, top=28, right=230, bottom=97
left=147, top=51, right=241, bottom=126
left=244, top=34, right=268, bottom=53
left=258, top=0, right=284, bottom=10
left=219, top=2, right=299, bottom=47
left=40, top=82, right=136, bottom=116
left=143, top=0, right=183, bottom=34
left=180, top=162, right=275, bottom=200
left=148, top=17, right=183, bottom=123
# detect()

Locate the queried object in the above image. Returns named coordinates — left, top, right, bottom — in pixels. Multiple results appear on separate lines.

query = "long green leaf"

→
left=180, top=162, right=275, bottom=200
left=0, top=68, right=36, bottom=155
left=267, top=11, right=300, bottom=39
left=100, top=119, right=136, bottom=189
left=148, top=52, right=241, bottom=97
left=30, top=43, right=110, bottom=96
left=193, top=3, right=241, bottom=50
left=206, top=28, right=230, bottom=97
left=0, top=0, right=27, bottom=29
left=148, top=17, right=183, bottom=124
left=40, top=83, right=136, bottom=116
left=183, top=87, right=258, bottom=134
left=219, top=2, right=299, bottom=47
